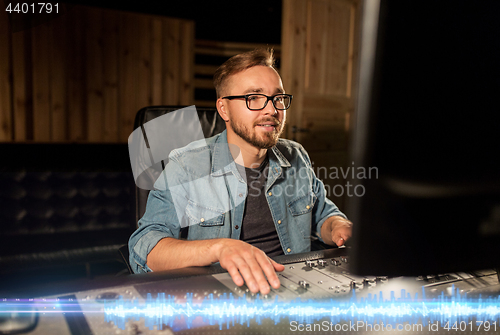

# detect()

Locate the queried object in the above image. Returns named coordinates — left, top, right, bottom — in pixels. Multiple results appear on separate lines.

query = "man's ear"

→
left=216, top=98, right=229, bottom=122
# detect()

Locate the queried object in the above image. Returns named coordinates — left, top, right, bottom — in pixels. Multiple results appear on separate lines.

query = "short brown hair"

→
left=213, top=48, right=276, bottom=98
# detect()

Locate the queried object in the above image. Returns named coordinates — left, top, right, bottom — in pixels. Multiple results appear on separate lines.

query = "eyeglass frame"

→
left=221, top=93, right=293, bottom=111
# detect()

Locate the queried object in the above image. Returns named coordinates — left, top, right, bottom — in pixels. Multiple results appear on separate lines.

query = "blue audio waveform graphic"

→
left=103, top=286, right=500, bottom=331
left=1, top=287, right=499, bottom=332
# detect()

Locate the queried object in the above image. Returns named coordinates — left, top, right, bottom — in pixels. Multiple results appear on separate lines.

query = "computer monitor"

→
left=347, top=0, right=500, bottom=276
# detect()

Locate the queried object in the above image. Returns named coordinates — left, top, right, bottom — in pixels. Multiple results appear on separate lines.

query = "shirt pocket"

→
left=287, top=191, right=317, bottom=240
left=185, top=200, right=225, bottom=227
left=287, top=191, right=317, bottom=216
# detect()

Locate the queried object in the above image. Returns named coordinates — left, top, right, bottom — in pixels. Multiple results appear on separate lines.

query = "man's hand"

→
left=321, top=216, right=353, bottom=246
left=212, top=239, right=285, bottom=295
left=147, top=237, right=284, bottom=295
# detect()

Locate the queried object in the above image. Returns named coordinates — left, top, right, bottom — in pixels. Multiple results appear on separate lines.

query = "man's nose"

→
left=262, top=98, right=278, bottom=116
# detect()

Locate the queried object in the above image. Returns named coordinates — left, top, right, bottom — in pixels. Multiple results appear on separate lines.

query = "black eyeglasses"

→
left=221, top=93, right=293, bottom=111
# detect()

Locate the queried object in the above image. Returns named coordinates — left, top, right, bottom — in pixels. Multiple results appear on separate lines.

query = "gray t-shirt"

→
left=237, top=158, right=283, bottom=257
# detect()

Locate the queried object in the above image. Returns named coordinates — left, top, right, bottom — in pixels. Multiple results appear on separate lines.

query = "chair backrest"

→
left=133, top=106, right=226, bottom=225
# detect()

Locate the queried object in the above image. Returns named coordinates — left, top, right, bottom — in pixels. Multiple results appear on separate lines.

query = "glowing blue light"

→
left=102, top=287, right=500, bottom=331
left=1, top=286, right=500, bottom=332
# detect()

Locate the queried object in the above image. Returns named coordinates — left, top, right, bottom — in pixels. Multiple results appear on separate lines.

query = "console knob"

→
left=353, top=281, right=364, bottom=289
left=340, top=256, right=348, bottom=263
left=305, top=260, right=315, bottom=268
left=298, top=280, right=310, bottom=289
left=317, top=259, right=327, bottom=267
left=377, top=276, right=389, bottom=283
left=331, top=259, right=341, bottom=266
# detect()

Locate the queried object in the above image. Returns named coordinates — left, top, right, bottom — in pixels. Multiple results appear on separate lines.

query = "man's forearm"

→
left=147, top=236, right=285, bottom=295
left=147, top=237, right=223, bottom=271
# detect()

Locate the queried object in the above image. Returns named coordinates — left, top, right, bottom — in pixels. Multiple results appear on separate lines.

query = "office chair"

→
left=119, top=106, right=225, bottom=274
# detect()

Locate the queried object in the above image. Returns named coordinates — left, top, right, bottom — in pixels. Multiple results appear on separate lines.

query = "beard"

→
left=230, top=116, right=286, bottom=149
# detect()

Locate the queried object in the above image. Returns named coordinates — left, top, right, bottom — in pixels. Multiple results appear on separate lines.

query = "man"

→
left=129, top=49, right=352, bottom=295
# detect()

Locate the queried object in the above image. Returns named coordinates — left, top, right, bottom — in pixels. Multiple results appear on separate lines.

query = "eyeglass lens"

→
left=247, top=94, right=291, bottom=110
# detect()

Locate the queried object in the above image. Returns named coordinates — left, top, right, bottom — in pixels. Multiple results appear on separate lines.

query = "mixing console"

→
left=5, top=248, right=499, bottom=335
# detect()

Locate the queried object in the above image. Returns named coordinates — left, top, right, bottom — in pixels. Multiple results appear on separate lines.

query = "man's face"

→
left=220, top=65, right=287, bottom=149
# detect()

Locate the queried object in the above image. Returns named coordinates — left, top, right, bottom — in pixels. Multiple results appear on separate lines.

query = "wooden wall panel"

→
left=0, top=6, right=195, bottom=143
left=304, top=0, right=354, bottom=96
left=300, top=94, right=353, bottom=151
left=118, top=12, right=138, bottom=142
left=179, top=21, right=194, bottom=105
left=86, top=7, right=104, bottom=142
left=50, top=11, right=68, bottom=141
left=0, top=10, right=13, bottom=141
left=102, top=10, right=119, bottom=142
left=31, top=22, right=51, bottom=141
left=281, top=0, right=308, bottom=140
left=282, top=0, right=361, bottom=206
left=164, top=19, right=180, bottom=105
left=137, top=15, right=152, bottom=115
left=325, top=1, right=354, bottom=96
left=304, top=0, right=329, bottom=93
left=11, top=28, right=30, bottom=141
left=68, top=11, right=86, bottom=142
left=151, top=18, right=163, bottom=106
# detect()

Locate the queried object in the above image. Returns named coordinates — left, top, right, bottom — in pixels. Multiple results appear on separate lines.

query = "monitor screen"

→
left=347, top=0, right=500, bottom=276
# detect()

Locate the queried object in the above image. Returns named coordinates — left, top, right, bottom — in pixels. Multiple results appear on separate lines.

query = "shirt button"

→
left=287, top=248, right=291, bottom=253
left=306, top=205, right=310, bottom=209
left=268, top=192, right=272, bottom=196
left=239, top=193, right=243, bottom=197
left=278, top=220, right=281, bottom=224
left=235, top=225, right=239, bottom=229
left=200, top=218, right=205, bottom=222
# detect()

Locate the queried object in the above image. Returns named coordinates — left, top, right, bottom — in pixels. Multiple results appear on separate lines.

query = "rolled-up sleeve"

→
left=313, top=182, right=347, bottom=243
left=128, top=160, right=187, bottom=274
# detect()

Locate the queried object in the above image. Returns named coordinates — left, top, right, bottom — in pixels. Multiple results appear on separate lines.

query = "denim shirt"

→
left=128, top=130, right=346, bottom=274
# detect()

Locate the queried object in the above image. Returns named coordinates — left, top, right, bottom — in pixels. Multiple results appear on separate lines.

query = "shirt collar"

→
left=211, top=130, right=291, bottom=179
left=211, top=130, right=236, bottom=177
